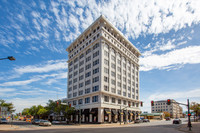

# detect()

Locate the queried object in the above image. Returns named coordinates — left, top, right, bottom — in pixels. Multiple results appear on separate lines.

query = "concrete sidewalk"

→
left=178, top=122, right=200, bottom=133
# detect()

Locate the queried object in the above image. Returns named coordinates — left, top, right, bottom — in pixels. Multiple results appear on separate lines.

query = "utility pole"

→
left=120, top=106, right=121, bottom=125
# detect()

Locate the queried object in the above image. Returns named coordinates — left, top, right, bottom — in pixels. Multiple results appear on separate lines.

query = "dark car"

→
left=173, top=119, right=182, bottom=124
left=134, top=119, right=143, bottom=123
left=0, top=118, right=8, bottom=124
left=143, top=119, right=150, bottom=122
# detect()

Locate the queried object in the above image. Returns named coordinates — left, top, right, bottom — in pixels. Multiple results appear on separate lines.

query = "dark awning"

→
left=132, top=111, right=135, bottom=115
left=123, top=110, right=128, bottom=115
left=104, top=109, right=111, bottom=114
left=82, top=109, right=89, bottom=115
left=118, top=110, right=123, bottom=115
left=111, top=109, right=117, bottom=115
left=90, top=108, right=98, bottom=114
left=128, top=110, right=133, bottom=116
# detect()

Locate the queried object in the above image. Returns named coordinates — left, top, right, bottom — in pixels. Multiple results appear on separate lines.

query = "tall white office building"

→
left=66, top=15, right=141, bottom=123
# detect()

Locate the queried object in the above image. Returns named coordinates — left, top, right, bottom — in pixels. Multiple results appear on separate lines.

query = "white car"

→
left=39, top=120, right=52, bottom=126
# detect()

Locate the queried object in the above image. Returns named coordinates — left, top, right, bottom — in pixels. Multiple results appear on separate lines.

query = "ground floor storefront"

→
left=70, top=108, right=141, bottom=124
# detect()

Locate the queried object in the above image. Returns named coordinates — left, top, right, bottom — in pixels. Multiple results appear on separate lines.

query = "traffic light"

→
left=151, top=101, right=154, bottom=106
left=167, top=99, right=171, bottom=105
left=69, top=104, right=71, bottom=108
left=56, top=101, right=59, bottom=106
left=140, top=102, right=143, bottom=107
left=188, top=113, right=191, bottom=116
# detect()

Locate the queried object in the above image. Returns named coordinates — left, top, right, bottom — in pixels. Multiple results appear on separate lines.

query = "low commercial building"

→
left=140, top=113, right=165, bottom=120
left=151, top=99, right=183, bottom=118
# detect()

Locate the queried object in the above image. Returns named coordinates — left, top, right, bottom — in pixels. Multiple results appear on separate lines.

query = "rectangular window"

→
left=111, top=55, right=115, bottom=60
left=85, top=79, right=91, bottom=86
left=111, top=79, right=115, bottom=85
left=78, top=99, right=83, bottom=104
left=79, top=75, right=84, bottom=80
left=111, top=71, right=116, bottom=77
left=93, top=59, right=99, bottom=66
left=111, top=88, right=116, bottom=93
left=79, top=82, right=83, bottom=88
left=93, top=43, right=99, bottom=50
left=104, top=59, right=109, bottom=65
left=117, top=67, right=121, bottom=72
left=104, top=76, right=109, bottom=82
left=92, top=95, right=98, bottom=102
left=68, top=87, right=72, bottom=92
left=92, top=85, right=99, bottom=92
left=86, top=64, right=91, bottom=70
left=123, top=84, right=126, bottom=89
left=73, top=92, right=77, bottom=97
left=86, top=56, right=91, bottom=62
left=74, top=71, right=78, bottom=76
left=79, top=67, right=84, bottom=73
left=79, top=60, right=84, bottom=66
left=73, top=85, right=77, bottom=90
left=117, top=82, right=121, bottom=87
left=104, top=50, right=109, bottom=57
left=85, top=97, right=90, bottom=104
left=104, top=96, right=109, bottom=102
left=118, top=99, right=121, bottom=104
left=118, top=90, right=121, bottom=95
left=68, top=94, right=72, bottom=98
left=117, top=74, right=121, bottom=80
left=123, top=92, right=126, bottom=96
left=104, top=85, right=109, bottom=91
left=123, top=100, right=126, bottom=105
left=79, top=54, right=84, bottom=59
left=93, top=76, right=99, bottom=83
left=93, top=68, right=99, bottom=74
left=73, top=100, right=77, bottom=105
left=74, top=57, right=78, bottom=63
left=69, top=74, right=72, bottom=79
left=111, top=63, right=116, bottom=69
left=112, top=98, right=115, bottom=103
left=79, top=90, right=83, bottom=96
left=104, top=67, right=109, bottom=74
left=117, top=59, right=121, bottom=65
left=85, top=88, right=90, bottom=94
left=74, top=64, right=78, bottom=70
left=68, top=80, right=72, bottom=85
left=93, top=51, right=99, bottom=58
left=86, top=49, right=91, bottom=55
left=85, top=71, right=91, bottom=78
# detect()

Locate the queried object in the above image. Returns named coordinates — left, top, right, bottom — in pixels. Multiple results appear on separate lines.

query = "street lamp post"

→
left=0, top=56, right=15, bottom=61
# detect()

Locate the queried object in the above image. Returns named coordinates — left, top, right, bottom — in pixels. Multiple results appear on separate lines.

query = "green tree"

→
left=190, top=102, right=200, bottom=120
left=0, top=99, right=15, bottom=114
left=22, top=108, right=30, bottom=116
left=37, top=108, right=48, bottom=118
left=163, top=111, right=170, bottom=118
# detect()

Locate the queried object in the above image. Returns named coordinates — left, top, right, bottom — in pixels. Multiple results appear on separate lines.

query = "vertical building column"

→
left=82, top=115, right=85, bottom=122
left=98, top=108, right=104, bottom=123
left=108, top=108, right=111, bottom=122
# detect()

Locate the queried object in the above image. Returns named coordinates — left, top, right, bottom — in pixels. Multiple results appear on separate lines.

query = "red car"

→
left=166, top=117, right=171, bottom=121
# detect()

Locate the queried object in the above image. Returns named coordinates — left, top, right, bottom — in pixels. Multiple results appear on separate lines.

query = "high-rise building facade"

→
left=151, top=99, right=183, bottom=118
left=66, top=15, right=141, bottom=123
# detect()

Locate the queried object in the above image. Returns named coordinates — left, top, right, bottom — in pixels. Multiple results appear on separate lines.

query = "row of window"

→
left=71, top=95, right=99, bottom=106
left=69, top=76, right=99, bottom=87
left=104, top=95, right=139, bottom=107
left=68, top=85, right=99, bottom=98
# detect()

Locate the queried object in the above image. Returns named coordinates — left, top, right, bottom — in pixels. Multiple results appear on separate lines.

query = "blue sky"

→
left=0, top=0, right=200, bottom=113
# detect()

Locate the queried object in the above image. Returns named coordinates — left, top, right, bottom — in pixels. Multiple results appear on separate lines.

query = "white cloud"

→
left=140, top=45, right=200, bottom=71
left=0, top=78, right=40, bottom=86
left=14, top=60, right=68, bottom=74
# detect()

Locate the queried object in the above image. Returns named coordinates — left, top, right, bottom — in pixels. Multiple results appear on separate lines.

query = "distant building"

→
left=140, top=113, right=165, bottom=120
left=151, top=99, right=183, bottom=118
left=65, top=15, right=141, bottom=123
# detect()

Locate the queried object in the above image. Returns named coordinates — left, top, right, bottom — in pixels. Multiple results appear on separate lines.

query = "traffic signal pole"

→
left=187, top=99, right=192, bottom=131
left=166, top=99, right=192, bottom=131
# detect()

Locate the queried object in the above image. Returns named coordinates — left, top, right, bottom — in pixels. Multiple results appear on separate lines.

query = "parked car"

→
left=39, top=120, right=52, bottom=126
left=0, top=118, right=8, bottom=124
left=173, top=119, right=182, bottom=124
left=32, top=119, right=42, bottom=125
left=52, top=121, right=66, bottom=124
left=166, top=117, right=171, bottom=121
left=143, top=119, right=150, bottom=122
left=134, top=118, right=143, bottom=123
